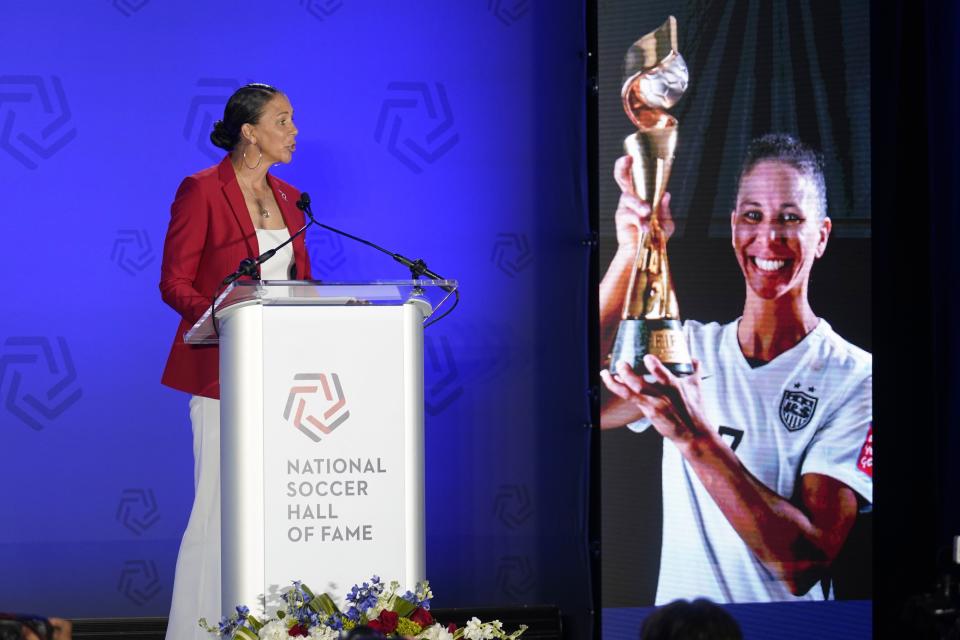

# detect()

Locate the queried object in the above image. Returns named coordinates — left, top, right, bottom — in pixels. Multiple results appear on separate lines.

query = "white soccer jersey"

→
left=630, top=318, right=873, bottom=604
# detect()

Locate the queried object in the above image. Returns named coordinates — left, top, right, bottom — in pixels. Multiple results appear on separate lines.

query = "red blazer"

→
left=160, top=156, right=312, bottom=399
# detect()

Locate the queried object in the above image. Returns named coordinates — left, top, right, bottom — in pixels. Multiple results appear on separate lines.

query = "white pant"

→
left=166, top=396, right=221, bottom=640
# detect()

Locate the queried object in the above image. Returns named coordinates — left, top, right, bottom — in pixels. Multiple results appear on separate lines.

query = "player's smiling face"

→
left=730, top=161, right=831, bottom=301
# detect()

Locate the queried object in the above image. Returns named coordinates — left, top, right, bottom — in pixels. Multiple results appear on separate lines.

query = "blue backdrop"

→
left=0, top=1, right=592, bottom=634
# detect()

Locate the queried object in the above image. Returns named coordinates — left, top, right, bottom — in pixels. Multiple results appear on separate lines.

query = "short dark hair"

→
left=640, top=598, right=743, bottom=640
left=737, top=133, right=827, bottom=219
left=210, top=83, right=282, bottom=151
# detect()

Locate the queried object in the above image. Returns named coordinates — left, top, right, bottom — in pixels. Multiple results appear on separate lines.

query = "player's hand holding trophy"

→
left=609, top=16, right=694, bottom=377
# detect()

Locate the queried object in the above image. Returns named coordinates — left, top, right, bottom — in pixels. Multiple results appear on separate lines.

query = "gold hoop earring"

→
left=242, top=144, right=262, bottom=170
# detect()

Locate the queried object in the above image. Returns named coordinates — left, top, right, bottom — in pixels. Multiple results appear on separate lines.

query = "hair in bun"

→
left=209, top=83, right=282, bottom=151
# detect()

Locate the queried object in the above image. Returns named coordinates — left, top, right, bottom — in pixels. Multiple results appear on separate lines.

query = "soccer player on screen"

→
left=600, top=134, right=872, bottom=603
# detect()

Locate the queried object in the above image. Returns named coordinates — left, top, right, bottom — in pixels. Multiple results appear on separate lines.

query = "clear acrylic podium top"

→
left=184, top=279, right=458, bottom=345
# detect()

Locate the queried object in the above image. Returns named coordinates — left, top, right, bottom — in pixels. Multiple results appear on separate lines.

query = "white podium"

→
left=185, top=280, right=456, bottom=615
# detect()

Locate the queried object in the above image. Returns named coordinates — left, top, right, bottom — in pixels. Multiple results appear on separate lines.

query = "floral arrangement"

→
left=201, top=576, right=527, bottom=640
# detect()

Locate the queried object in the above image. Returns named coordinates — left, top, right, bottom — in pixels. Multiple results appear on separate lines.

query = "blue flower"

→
left=217, top=615, right=239, bottom=635
left=345, top=575, right=385, bottom=615
left=400, top=587, right=431, bottom=610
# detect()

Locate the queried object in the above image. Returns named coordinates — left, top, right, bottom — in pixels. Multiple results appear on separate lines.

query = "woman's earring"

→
left=242, top=144, right=262, bottom=170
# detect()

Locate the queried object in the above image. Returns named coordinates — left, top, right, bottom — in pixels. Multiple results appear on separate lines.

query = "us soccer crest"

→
left=779, top=389, right=818, bottom=431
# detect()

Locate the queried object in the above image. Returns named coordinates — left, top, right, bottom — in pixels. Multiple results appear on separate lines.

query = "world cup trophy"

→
left=609, top=16, right=693, bottom=376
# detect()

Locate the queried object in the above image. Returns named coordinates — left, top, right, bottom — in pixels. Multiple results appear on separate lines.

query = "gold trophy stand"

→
left=608, top=16, right=693, bottom=377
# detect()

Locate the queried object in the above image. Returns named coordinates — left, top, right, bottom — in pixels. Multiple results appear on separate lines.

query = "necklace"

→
left=239, top=180, right=271, bottom=218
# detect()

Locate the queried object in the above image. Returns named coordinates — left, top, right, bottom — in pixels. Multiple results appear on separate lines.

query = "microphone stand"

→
left=295, top=193, right=459, bottom=326
left=208, top=191, right=458, bottom=338
left=295, top=193, right=454, bottom=290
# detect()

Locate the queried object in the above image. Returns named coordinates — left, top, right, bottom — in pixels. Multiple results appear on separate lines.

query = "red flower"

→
left=410, top=607, right=434, bottom=628
left=367, top=610, right=399, bottom=634
left=288, top=624, right=309, bottom=637
left=447, top=622, right=458, bottom=633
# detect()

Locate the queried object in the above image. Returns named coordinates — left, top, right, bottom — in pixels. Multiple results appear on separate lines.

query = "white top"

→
left=255, top=228, right=294, bottom=281
left=630, top=318, right=873, bottom=604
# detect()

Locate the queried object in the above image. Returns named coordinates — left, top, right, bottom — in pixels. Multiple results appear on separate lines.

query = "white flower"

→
left=415, top=581, right=434, bottom=603
left=258, top=620, right=288, bottom=640
left=307, top=626, right=339, bottom=640
left=373, top=580, right=401, bottom=616
left=463, top=617, right=496, bottom=640
left=416, top=623, right=454, bottom=640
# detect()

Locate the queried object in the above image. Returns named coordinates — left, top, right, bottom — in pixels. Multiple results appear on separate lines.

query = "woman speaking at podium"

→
left=159, top=83, right=312, bottom=639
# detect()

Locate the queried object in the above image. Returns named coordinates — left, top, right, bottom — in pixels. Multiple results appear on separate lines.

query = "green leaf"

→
left=392, top=598, right=416, bottom=617
left=235, top=628, right=259, bottom=640
left=313, top=592, right=340, bottom=616
left=246, top=615, right=263, bottom=632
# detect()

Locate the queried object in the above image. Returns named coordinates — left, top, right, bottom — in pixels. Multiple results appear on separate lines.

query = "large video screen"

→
left=598, top=2, right=871, bottom=637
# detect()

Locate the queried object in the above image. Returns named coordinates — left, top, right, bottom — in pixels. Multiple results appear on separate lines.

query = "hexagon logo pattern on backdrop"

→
left=306, top=232, right=348, bottom=277
left=488, top=0, right=530, bottom=26
left=374, top=82, right=459, bottom=174
left=424, top=335, right=462, bottom=416
left=495, top=555, right=535, bottom=600
left=117, top=560, right=161, bottom=606
left=112, top=0, right=150, bottom=16
left=111, top=229, right=156, bottom=276
left=490, top=232, right=533, bottom=277
left=0, top=75, right=76, bottom=169
left=0, top=337, right=81, bottom=431
left=116, top=489, right=161, bottom=536
left=493, top=483, right=534, bottom=529
left=300, top=0, right=343, bottom=21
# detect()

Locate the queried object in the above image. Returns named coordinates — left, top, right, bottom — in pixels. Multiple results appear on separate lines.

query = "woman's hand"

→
left=599, top=379, right=646, bottom=429
left=613, top=155, right=675, bottom=253
left=600, top=354, right=712, bottom=449
left=603, top=355, right=861, bottom=596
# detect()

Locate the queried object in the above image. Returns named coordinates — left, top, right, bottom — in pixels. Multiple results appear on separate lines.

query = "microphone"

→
left=295, top=192, right=455, bottom=291
left=295, top=192, right=312, bottom=216
left=220, top=216, right=316, bottom=286
left=221, top=259, right=256, bottom=286
left=211, top=204, right=319, bottom=336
